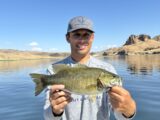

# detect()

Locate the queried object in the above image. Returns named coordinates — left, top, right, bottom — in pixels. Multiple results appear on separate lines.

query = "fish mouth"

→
left=99, top=78, right=119, bottom=92
left=104, top=87, right=111, bottom=92
left=97, top=79, right=109, bottom=92
left=102, top=83, right=111, bottom=92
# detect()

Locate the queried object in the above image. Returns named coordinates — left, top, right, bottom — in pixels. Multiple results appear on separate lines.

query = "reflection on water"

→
left=104, top=55, right=160, bottom=75
left=1, top=55, right=159, bottom=75
left=125, top=55, right=160, bottom=75
left=0, top=59, right=59, bottom=74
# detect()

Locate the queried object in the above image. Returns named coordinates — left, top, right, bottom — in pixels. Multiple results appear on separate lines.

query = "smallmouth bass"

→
left=30, top=64, right=122, bottom=96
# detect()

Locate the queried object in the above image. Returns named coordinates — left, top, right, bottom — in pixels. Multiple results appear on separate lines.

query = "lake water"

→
left=0, top=55, right=160, bottom=120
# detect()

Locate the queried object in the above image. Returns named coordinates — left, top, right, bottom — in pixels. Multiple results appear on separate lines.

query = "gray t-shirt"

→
left=44, top=56, right=133, bottom=120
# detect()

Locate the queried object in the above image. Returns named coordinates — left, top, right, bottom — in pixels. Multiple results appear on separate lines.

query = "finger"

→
left=50, top=84, right=65, bottom=92
left=51, top=96, right=72, bottom=112
left=110, top=86, right=128, bottom=96
left=110, top=97, right=119, bottom=108
left=53, top=98, right=71, bottom=112
left=50, top=90, right=70, bottom=100
left=53, top=95, right=72, bottom=105
left=109, top=91, right=123, bottom=102
left=109, top=96, right=124, bottom=111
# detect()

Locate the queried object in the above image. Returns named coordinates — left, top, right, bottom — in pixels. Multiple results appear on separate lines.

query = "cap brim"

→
left=68, top=28, right=94, bottom=33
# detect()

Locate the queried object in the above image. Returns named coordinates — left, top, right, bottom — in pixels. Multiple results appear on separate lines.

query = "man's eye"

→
left=84, top=33, right=90, bottom=37
left=74, top=33, right=80, bottom=38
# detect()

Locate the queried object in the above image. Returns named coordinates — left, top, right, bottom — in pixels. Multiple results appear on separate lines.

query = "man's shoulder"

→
left=53, top=56, right=70, bottom=65
left=90, top=57, right=117, bottom=74
left=89, top=56, right=111, bottom=67
left=47, top=56, right=70, bottom=74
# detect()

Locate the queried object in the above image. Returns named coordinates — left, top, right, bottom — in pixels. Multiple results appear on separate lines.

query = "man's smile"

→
left=76, top=44, right=88, bottom=50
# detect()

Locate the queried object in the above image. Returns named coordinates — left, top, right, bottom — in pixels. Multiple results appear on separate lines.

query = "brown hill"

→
left=103, top=34, right=160, bottom=55
left=0, top=49, right=69, bottom=60
left=153, top=35, right=160, bottom=42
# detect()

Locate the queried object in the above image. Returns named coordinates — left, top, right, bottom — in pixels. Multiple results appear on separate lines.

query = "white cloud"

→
left=50, top=48, right=58, bottom=51
left=29, top=41, right=39, bottom=47
left=105, top=44, right=118, bottom=49
left=48, top=48, right=59, bottom=52
left=31, top=47, right=42, bottom=51
left=29, top=41, right=42, bottom=51
left=92, top=44, right=118, bottom=52
left=94, top=46, right=99, bottom=49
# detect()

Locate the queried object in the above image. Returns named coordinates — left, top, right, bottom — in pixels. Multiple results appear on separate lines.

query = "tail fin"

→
left=30, top=73, right=48, bottom=96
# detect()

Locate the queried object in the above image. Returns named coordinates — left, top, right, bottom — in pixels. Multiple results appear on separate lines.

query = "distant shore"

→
left=0, top=49, right=69, bottom=61
left=0, top=49, right=160, bottom=61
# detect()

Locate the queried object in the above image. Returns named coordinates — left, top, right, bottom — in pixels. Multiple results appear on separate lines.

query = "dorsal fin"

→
left=52, top=64, right=88, bottom=73
left=74, top=63, right=88, bottom=68
left=52, top=64, right=70, bottom=73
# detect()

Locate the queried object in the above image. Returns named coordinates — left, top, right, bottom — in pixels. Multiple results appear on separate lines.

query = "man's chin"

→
left=77, top=49, right=89, bottom=55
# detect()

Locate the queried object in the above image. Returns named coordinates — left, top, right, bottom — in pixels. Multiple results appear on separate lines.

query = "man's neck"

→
left=71, top=54, right=90, bottom=64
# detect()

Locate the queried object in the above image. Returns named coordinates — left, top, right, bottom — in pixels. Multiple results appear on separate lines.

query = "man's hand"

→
left=108, top=86, right=136, bottom=118
left=49, top=85, right=72, bottom=116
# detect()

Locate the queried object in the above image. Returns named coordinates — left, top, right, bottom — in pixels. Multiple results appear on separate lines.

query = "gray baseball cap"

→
left=67, top=16, right=94, bottom=33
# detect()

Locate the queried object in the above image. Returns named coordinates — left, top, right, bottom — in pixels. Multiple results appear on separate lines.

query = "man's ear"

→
left=66, top=34, right=70, bottom=43
left=90, top=33, right=94, bottom=42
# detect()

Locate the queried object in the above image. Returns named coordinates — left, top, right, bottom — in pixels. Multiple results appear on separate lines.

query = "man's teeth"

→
left=77, top=45, right=86, bottom=49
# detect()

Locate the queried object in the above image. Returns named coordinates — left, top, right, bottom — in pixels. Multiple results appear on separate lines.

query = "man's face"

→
left=67, top=29, right=94, bottom=56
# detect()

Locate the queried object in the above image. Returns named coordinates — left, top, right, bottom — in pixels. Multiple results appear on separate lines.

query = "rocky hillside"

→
left=0, top=49, right=69, bottom=60
left=103, top=34, right=160, bottom=55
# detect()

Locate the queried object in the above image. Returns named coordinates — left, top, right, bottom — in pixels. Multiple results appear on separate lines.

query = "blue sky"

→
left=0, top=0, right=160, bottom=52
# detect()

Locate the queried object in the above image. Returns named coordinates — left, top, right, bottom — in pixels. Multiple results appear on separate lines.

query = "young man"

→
left=44, top=16, right=136, bottom=120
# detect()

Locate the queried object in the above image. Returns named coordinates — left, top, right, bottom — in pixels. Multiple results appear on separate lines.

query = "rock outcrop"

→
left=153, top=35, right=160, bottom=42
left=124, top=34, right=151, bottom=45
left=103, top=34, right=160, bottom=56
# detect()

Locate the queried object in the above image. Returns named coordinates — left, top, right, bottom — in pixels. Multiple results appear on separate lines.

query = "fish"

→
left=30, top=64, right=122, bottom=96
